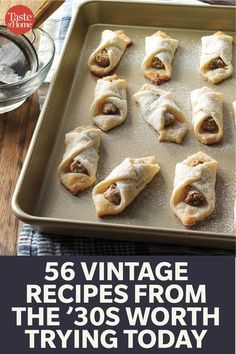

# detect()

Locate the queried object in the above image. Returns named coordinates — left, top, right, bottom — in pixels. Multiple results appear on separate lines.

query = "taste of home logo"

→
left=5, top=5, right=35, bottom=35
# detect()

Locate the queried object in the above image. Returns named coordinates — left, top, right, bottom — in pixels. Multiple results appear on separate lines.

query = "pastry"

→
left=170, top=151, right=218, bottom=226
left=133, top=84, right=187, bottom=143
left=191, top=86, right=223, bottom=145
left=58, top=125, right=101, bottom=195
left=200, top=31, right=233, bottom=84
left=92, top=156, right=160, bottom=217
left=141, top=30, right=178, bottom=85
left=90, top=74, right=127, bottom=131
left=88, top=29, right=132, bottom=77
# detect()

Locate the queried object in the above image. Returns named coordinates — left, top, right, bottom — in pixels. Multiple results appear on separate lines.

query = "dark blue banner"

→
left=0, top=256, right=234, bottom=353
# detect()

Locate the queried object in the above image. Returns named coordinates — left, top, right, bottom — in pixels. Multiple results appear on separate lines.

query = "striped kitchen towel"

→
left=41, top=0, right=80, bottom=82
left=18, top=224, right=233, bottom=256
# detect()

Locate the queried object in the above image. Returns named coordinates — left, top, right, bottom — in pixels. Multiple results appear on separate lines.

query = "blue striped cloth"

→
left=41, top=0, right=81, bottom=82
left=18, top=225, right=233, bottom=256
left=18, top=0, right=233, bottom=256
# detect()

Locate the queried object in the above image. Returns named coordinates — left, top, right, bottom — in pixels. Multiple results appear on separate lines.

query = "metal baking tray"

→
left=12, top=0, right=236, bottom=250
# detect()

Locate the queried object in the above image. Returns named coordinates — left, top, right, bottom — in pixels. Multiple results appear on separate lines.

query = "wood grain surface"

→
left=0, top=1, right=48, bottom=255
left=0, top=94, right=40, bottom=255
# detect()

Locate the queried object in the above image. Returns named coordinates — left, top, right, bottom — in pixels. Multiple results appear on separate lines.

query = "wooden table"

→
left=0, top=0, right=46, bottom=257
left=0, top=95, right=39, bottom=255
left=0, top=85, right=49, bottom=255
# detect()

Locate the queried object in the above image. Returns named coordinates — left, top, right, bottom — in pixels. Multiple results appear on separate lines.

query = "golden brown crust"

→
left=63, top=174, right=93, bottom=196
left=141, top=31, right=178, bottom=86
left=144, top=72, right=170, bottom=85
left=214, top=31, right=228, bottom=38
left=181, top=215, right=198, bottom=227
left=170, top=151, right=218, bottom=227
left=88, top=30, right=132, bottom=77
left=155, top=30, right=171, bottom=39
left=200, top=31, right=233, bottom=84
left=58, top=125, right=101, bottom=195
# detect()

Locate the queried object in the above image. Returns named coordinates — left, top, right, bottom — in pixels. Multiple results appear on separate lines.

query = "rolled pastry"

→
left=200, top=31, right=233, bottom=84
left=92, top=156, right=160, bottom=217
left=88, top=30, right=132, bottom=77
left=133, top=84, right=187, bottom=143
left=141, top=31, right=179, bottom=85
left=170, top=151, right=218, bottom=226
left=58, top=125, right=101, bottom=195
left=90, top=74, right=127, bottom=131
left=191, top=86, right=223, bottom=145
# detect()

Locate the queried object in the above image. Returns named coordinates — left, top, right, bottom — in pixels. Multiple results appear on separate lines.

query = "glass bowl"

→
left=0, top=27, right=55, bottom=114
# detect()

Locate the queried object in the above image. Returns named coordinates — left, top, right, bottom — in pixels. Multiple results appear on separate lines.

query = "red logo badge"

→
left=5, top=5, right=35, bottom=34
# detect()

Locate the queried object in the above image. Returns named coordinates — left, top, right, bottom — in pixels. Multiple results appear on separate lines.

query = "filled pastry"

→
left=200, top=31, right=233, bottom=84
left=90, top=74, right=127, bottom=131
left=170, top=151, right=218, bottom=226
left=88, top=29, right=132, bottom=77
left=141, top=31, right=179, bottom=85
left=191, top=86, right=223, bottom=145
left=58, top=125, right=101, bottom=195
left=92, top=156, right=160, bottom=217
left=133, top=84, right=187, bottom=143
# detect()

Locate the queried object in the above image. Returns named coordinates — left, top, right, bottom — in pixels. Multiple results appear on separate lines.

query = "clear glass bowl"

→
left=0, top=28, right=55, bottom=114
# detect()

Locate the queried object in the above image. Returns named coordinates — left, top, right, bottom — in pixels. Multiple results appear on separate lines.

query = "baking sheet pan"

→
left=12, top=1, right=236, bottom=249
